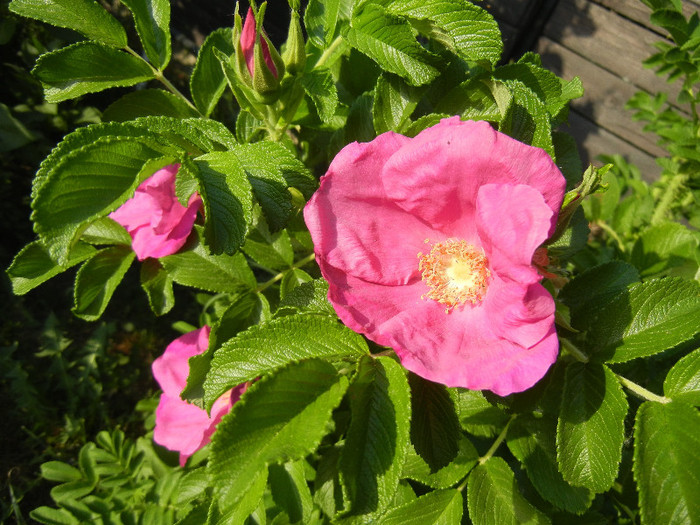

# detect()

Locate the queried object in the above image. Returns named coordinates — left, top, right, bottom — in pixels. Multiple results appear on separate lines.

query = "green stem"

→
left=651, top=172, right=688, bottom=225
left=478, top=414, right=516, bottom=466
left=561, top=338, right=589, bottom=363
left=315, top=36, right=345, bottom=69
left=256, top=252, right=316, bottom=293
left=596, top=221, right=626, bottom=252
left=124, top=46, right=203, bottom=117
left=616, top=374, right=671, bottom=404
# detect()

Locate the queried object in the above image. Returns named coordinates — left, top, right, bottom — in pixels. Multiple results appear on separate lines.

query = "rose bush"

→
left=152, top=326, right=245, bottom=466
left=304, top=117, right=567, bottom=396
left=109, top=164, right=202, bottom=260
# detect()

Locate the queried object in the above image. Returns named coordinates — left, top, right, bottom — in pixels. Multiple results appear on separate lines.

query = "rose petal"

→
left=152, top=326, right=211, bottom=396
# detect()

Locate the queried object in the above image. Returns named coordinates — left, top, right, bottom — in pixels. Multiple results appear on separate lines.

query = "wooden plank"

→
left=537, top=37, right=666, bottom=158
left=483, top=0, right=540, bottom=28
left=565, top=111, right=661, bottom=182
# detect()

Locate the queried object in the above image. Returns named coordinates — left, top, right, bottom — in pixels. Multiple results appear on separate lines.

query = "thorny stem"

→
left=478, top=414, right=516, bottom=466
left=617, top=374, right=671, bottom=404
left=561, top=338, right=589, bottom=363
left=125, top=46, right=203, bottom=117
left=256, top=252, right=316, bottom=293
left=596, top=221, right=626, bottom=253
left=315, top=36, right=345, bottom=69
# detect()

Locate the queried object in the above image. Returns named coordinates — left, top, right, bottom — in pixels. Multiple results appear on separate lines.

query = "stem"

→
left=478, top=414, right=516, bottom=465
left=596, top=221, right=626, bottom=252
left=617, top=374, right=671, bottom=404
left=560, top=338, right=589, bottom=363
left=124, top=46, right=203, bottom=117
left=315, top=36, right=345, bottom=69
left=256, top=252, right=316, bottom=293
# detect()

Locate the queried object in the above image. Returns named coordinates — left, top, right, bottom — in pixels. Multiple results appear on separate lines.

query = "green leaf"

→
left=276, top=278, right=335, bottom=317
left=204, top=313, right=368, bottom=409
left=507, top=415, right=593, bottom=514
left=409, top=373, right=460, bottom=472
left=302, top=67, right=339, bottom=124
left=280, top=269, right=313, bottom=299
left=347, top=3, right=442, bottom=86
left=373, top=73, right=422, bottom=134
left=242, top=214, right=294, bottom=270
left=383, top=0, right=502, bottom=65
left=29, top=506, right=80, bottom=525
left=557, top=363, right=628, bottom=493
left=32, top=140, right=171, bottom=264
left=7, top=240, right=96, bottom=295
left=494, top=62, right=564, bottom=117
left=436, top=77, right=509, bottom=122
left=206, top=468, right=267, bottom=524
left=215, top=47, right=266, bottom=121
left=269, top=461, right=314, bottom=524
left=499, top=79, right=553, bottom=155
left=631, top=222, right=699, bottom=278
left=9, top=0, right=127, bottom=47
left=192, top=152, right=254, bottom=254
left=305, top=0, right=340, bottom=47
left=72, top=245, right=135, bottom=321
left=452, top=389, right=509, bottom=438
left=664, top=349, right=700, bottom=405
left=634, top=401, right=700, bottom=525
left=339, top=356, right=411, bottom=519
left=190, top=27, right=234, bottom=117
left=120, top=0, right=171, bottom=69
left=0, top=102, right=36, bottom=152
left=102, top=89, right=198, bottom=121
left=160, top=228, right=256, bottom=293
left=587, top=278, right=700, bottom=363
left=140, top=259, right=175, bottom=315
left=40, top=461, right=82, bottom=483
left=559, top=261, right=640, bottom=331
left=401, top=436, right=478, bottom=489
left=208, top=359, right=349, bottom=510
left=33, top=42, right=155, bottom=103
left=242, top=140, right=317, bottom=199
left=378, top=489, right=462, bottom=525
left=467, top=456, right=550, bottom=525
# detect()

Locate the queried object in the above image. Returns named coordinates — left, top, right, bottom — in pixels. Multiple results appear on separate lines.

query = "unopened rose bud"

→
left=283, top=9, right=306, bottom=75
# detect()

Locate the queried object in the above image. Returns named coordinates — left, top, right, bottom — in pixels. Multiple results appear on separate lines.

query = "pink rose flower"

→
left=241, top=7, right=278, bottom=78
left=304, top=118, right=566, bottom=396
left=109, top=164, right=202, bottom=261
left=152, top=326, right=246, bottom=466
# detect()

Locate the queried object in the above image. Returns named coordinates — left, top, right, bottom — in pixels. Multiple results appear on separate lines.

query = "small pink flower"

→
left=109, top=164, right=202, bottom=260
left=152, top=326, right=246, bottom=466
left=241, top=7, right=278, bottom=78
left=304, top=118, right=566, bottom=396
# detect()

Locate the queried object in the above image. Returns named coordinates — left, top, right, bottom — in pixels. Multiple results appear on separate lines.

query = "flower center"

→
left=418, top=239, right=490, bottom=311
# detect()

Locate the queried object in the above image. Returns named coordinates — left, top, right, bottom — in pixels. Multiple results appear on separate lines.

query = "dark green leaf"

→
left=436, top=77, right=509, bottom=122
left=339, top=356, right=411, bottom=519
left=79, top=217, right=132, bottom=246
left=9, top=0, right=127, bottom=47
left=140, top=259, right=175, bottom=315
left=204, top=313, right=368, bottom=409
left=378, top=489, right=462, bottom=525
left=302, top=67, right=339, bottom=124
left=206, top=468, right=267, bottom=524
left=499, top=79, right=553, bottom=155
left=634, top=401, right=700, bottom=525
left=0, top=102, right=36, bottom=151
left=276, top=278, right=335, bottom=317
left=401, top=436, right=478, bottom=489
left=33, top=42, right=155, bottom=103
left=305, top=0, right=340, bottom=47
left=40, top=461, right=82, bottom=483
left=630, top=222, right=699, bottom=278
left=72, top=245, right=135, bottom=321
left=269, top=461, right=314, bottom=524
left=121, top=0, right=171, bottom=69
left=209, top=359, right=348, bottom=510
left=29, top=506, right=80, bottom=525
left=557, top=363, right=628, bottom=492
left=373, top=73, right=422, bottom=134
left=664, top=349, right=700, bottom=405
left=494, top=62, right=564, bottom=117
left=452, top=388, right=509, bottom=438
left=102, top=89, right=198, bottom=121
left=467, top=456, right=550, bottom=525
left=190, top=27, right=234, bottom=117
left=280, top=269, right=313, bottom=299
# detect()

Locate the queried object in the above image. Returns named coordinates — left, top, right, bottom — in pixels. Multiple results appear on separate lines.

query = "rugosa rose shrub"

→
left=152, top=326, right=245, bottom=466
left=109, top=164, right=202, bottom=261
left=304, top=117, right=566, bottom=396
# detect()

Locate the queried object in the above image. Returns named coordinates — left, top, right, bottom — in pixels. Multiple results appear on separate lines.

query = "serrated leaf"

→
left=305, top=0, right=340, bottom=47
left=9, top=0, right=127, bottom=48
left=494, top=62, right=564, bottom=117
left=383, top=0, right=502, bottom=65
left=634, top=401, right=700, bottom=525
left=192, top=152, right=254, bottom=254
left=557, top=363, right=628, bottom=493
left=559, top=261, right=640, bottom=331
left=507, top=416, right=593, bottom=514
left=140, top=259, right=174, bottom=315
left=339, top=356, right=411, bottom=519
left=499, top=79, right=553, bottom=155
left=664, top=349, right=700, bottom=405
left=160, top=227, right=256, bottom=293
left=102, top=89, right=198, bottom=121
left=206, top=468, right=267, bottom=524
left=7, top=240, right=96, bottom=295
left=452, top=389, right=509, bottom=438
left=33, top=42, right=155, bottom=103
left=435, top=77, right=508, bottom=122
left=120, top=0, right=171, bottom=69
left=409, top=373, right=460, bottom=472
left=373, top=73, right=422, bottom=134
left=209, top=359, right=348, bottom=510
left=190, top=27, right=234, bottom=117
left=72, top=245, right=135, bottom=321
left=204, top=313, right=368, bottom=409
left=269, top=461, right=314, bottom=524
left=402, top=436, right=478, bottom=489
left=631, top=222, right=699, bottom=278
left=378, top=489, right=462, bottom=525
left=79, top=217, right=132, bottom=246
left=467, top=456, right=550, bottom=525
left=587, top=278, right=700, bottom=363
left=347, top=3, right=441, bottom=86
left=276, top=278, right=335, bottom=316
left=280, top=269, right=313, bottom=299
left=243, top=140, right=317, bottom=199
left=302, top=67, right=339, bottom=124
